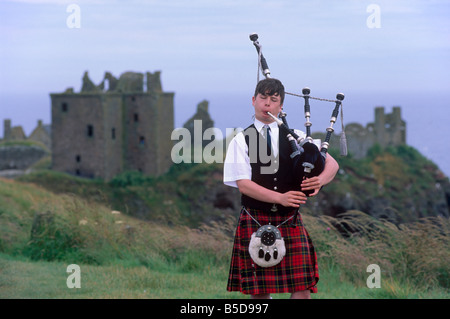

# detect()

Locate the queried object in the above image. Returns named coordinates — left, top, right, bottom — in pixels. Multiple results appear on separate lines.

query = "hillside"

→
left=306, top=144, right=450, bottom=223
left=0, top=158, right=449, bottom=298
left=15, top=144, right=450, bottom=227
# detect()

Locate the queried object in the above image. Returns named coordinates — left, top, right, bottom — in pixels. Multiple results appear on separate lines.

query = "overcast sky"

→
left=1, top=0, right=449, bottom=172
left=2, top=0, right=449, bottom=94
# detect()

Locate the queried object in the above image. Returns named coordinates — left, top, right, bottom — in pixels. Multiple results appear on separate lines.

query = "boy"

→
left=224, top=78, right=339, bottom=299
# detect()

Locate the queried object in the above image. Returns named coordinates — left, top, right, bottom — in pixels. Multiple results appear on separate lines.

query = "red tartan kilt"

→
left=227, top=207, right=319, bottom=295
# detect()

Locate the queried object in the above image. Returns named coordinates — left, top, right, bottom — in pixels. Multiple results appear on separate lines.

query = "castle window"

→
left=62, top=103, right=68, bottom=112
left=76, top=169, right=80, bottom=176
left=139, top=136, right=145, bottom=145
left=87, top=125, right=94, bottom=137
left=134, top=113, right=139, bottom=122
left=131, top=96, right=136, bottom=102
left=76, top=155, right=81, bottom=163
left=111, top=128, right=116, bottom=139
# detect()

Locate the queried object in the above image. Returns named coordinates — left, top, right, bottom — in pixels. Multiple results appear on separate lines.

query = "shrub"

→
left=23, top=211, right=81, bottom=262
left=109, top=171, right=152, bottom=187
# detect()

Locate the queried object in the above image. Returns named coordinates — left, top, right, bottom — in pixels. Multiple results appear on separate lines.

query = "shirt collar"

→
left=254, top=118, right=278, bottom=133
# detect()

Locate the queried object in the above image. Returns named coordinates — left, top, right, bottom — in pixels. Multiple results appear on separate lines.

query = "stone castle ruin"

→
left=2, top=119, right=51, bottom=150
left=1, top=69, right=406, bottom=180
left=183, top=100, right=215, bottom=148
left=0, top=119, right=51, bottom=173
left=314, top=106, right=406, bottom=158
left=50, top=70, right=174, bottom=180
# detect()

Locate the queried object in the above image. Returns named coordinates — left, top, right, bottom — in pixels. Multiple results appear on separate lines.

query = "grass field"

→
left=0, top=175, right=449, bottom=299
left=1, top=253, right=447, bottom=299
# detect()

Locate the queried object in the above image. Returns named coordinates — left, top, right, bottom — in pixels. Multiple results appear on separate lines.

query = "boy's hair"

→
left=254, top=78, right=285, bottom=104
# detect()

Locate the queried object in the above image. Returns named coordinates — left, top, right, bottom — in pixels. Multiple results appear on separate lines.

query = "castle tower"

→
left=28, top=119, right=51, bottom=150
left=390, top=106, right=406, bottom=145
left=4, top=119, right=11, bottom=140
left=51, top=71, right=174, bottom=180
left=183, top=100, right=215, bottom=148
left=2, top=119, right=25, bottom=141
left=374, top=107, right=386, bottom=146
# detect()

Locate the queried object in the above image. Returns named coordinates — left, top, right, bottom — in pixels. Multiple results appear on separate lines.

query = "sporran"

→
left=244, top=207, right=296, bottom=268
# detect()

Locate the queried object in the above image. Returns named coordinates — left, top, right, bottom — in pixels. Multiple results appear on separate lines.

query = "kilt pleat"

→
left=227, top=207, right=319, bottom=295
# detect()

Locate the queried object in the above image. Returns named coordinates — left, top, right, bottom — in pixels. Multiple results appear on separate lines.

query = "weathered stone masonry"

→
left=50, top=71, right=174, bottom=180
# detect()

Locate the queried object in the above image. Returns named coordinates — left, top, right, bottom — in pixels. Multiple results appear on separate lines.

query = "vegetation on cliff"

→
left=308, top=144, right=450, bottom=223
left=16, top=144, right=450, bottom=227
left=0, top=144, right=449, bottom=298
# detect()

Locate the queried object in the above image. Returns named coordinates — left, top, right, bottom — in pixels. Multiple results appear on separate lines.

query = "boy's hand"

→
left=301, top=176, right=323, bottom=197
left=278, top=191, right=307, bottom=207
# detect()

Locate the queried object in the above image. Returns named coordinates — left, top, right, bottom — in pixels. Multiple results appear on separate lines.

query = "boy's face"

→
left=252, top=91, right=283, bottom=124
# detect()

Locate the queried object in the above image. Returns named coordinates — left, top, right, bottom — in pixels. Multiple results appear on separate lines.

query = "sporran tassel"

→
left=273, top=248, right=278, bottom=260
left=259, top=247, right=264, bottom=259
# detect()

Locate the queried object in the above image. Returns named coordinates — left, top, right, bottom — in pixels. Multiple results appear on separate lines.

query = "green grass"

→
left=1, top=253, right=447, bottom=299
left=0, top=253, right=232, bottom=299
left=1, top=161, right=449, bottom=299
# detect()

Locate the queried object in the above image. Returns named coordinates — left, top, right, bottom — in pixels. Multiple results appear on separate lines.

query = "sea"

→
left=1, top=90, right=449, bottom=178
left=176, top=90, right=450, bottom=178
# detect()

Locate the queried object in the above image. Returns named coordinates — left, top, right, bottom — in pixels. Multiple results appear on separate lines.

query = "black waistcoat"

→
left=241, top=124, right=301, bottom=214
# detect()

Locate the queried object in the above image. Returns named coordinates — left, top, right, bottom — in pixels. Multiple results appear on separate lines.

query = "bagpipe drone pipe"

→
left=249, top=33, right=347, bottom=196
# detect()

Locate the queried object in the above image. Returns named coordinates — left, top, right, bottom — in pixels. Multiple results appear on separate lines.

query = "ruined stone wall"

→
left=102, top=94, right=124, bottom=180
left=155, top=92, right=175, bottom=175
left=122, top=93, right=158, bottom=175
left=50, top=71, right=174, bottom=180
left=183, top=100, right=214, bottom=148
left=384, top=107, right=406, bottom=146
left=312, top=106, right=406, bottom=159
left=28, top=120, right=51, bottom=151
left=51, top=94, right=116, bottom=178
left=345, top=123, right=376, bottom=158
left=120, top=91, right=174, bottom=176
left=0, top=144, right=48, bottom=170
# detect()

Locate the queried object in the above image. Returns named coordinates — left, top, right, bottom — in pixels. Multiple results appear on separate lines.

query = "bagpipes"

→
left=250, top=33, right=347, bottom=196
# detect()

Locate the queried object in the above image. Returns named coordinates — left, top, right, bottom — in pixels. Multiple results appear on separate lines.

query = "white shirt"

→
left=223, top=118, right=321, bottom=188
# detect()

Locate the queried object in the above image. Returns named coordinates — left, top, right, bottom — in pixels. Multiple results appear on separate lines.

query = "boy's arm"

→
left=237, top=179, right=307, bottom=208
